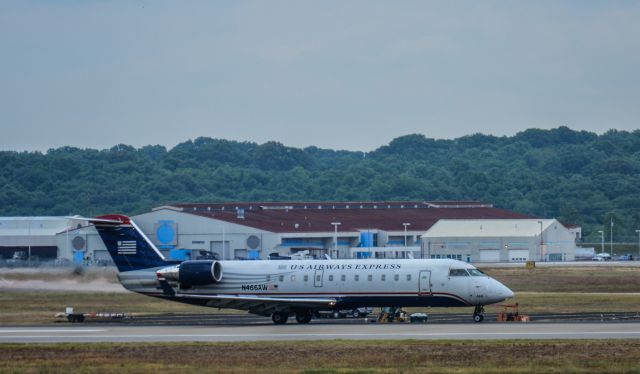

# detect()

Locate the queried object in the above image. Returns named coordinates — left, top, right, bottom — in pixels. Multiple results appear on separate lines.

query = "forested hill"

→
left=1, top=126, right=639, bottom=241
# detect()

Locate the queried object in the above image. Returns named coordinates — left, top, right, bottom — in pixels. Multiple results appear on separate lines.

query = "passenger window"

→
left=329, top=275, right=334, bottom=281
left=394, top=274, right=399, bottom=281
left=341, top=274, right=346, bottom=282
left=266, top=275, right=271, bottom=282
left=279, top=275, right=284, bottom=282
left=406, top=274, right=411, bottom=281
left=355, top=275, right=359, bottom=281
left=381, top=274, right=386, bottom=281
left=368, top=274, right=373, bottom=281
left=304, top=275, right=309, bottom=282
left=449, top=269, right=470, bottom=277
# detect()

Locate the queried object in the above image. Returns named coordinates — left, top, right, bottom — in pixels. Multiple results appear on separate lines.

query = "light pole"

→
left=221, top=223, right=226, bottom=261
left=610, top=219, right=614, bottom=256
left=331, top=222, right=341, bottom=259
left=403, top=223, right=411, bottom=247
left=27, top=218, right=32, bottom=260
left=537, top=221, right=543, bottom=261
left=636, top=229, right=640, bottom=255
left=597, top=230, right=604, bottom=254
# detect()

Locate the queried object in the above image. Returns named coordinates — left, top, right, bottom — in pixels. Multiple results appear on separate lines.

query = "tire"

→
left=272, top=312, right=289, bottom=325
left=352, top=310, right=361, bottom=318
left=295, top=312, right=312, bottom=324
left=473, top=314, right=484, bottom=323
left=332, top=311, right=340, bottom=319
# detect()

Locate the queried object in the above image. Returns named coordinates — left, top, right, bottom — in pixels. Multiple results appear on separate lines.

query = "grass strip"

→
left=1, top=340, right=639, bottom=373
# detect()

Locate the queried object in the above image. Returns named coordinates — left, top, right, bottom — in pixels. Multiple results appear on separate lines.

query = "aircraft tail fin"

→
left=89, top=214, right=175, bottom=272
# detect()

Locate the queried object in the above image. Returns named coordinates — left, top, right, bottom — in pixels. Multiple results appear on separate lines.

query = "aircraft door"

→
left=314, top=270, right=324, bottom=287
left=419, top=271, right=432, bottom=295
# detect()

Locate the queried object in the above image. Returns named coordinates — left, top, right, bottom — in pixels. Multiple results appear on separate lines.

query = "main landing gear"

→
left=473, top=305, right=485, bottom=323
left=272, top=310, right=313, bottom=324
left=271, top=311, right=289, bottom=325
left=295, top=311, right=312, bottom=324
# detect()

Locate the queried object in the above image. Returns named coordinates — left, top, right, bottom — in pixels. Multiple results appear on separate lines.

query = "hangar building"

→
left=130, top=201, right=579, bottom=262
left=0, top=217, right=73, bottom=261
left=422, top=219, right=577, bottom=262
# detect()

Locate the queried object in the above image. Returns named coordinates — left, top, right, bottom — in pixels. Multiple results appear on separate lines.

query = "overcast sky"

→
left=1, top=1, right=639, bottom=152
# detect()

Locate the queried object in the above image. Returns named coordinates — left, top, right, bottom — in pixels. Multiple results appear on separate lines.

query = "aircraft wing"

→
left=171, top=293, right=337, bottom=315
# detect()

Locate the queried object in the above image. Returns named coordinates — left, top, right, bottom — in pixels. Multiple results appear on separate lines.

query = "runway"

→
left=2, top=323, right=640, bottom=343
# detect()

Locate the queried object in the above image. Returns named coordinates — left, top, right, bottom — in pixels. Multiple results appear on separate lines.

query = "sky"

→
left=1, top=1, right=639, bottom=152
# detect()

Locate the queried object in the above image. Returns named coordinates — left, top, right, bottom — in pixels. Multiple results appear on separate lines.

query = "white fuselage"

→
left=121, top=258, right=514, bottom=309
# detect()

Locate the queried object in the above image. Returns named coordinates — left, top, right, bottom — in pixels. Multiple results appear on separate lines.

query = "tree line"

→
left=1, top=126, right=639, bottom=242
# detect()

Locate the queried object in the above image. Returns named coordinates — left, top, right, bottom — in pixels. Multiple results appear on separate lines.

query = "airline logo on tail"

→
left=117, top=240, right=137, bottom=255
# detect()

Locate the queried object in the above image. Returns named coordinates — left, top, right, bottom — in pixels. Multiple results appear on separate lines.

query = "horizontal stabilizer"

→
left=64, top=215, right=130, bottom=226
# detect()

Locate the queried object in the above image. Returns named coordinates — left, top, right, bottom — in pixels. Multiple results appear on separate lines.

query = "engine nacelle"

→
left=177, top=260, right=223, bottom=286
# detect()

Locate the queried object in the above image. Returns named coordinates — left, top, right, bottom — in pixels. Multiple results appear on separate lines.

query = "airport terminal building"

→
left=0, top=201, right=581, bottom=264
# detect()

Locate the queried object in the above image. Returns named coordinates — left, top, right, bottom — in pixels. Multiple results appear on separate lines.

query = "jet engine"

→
left=157, top=260, right=223, bottom=286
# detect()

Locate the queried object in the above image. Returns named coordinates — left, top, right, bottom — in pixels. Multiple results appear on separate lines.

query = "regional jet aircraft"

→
left=89, top=215, right=514, bottom=324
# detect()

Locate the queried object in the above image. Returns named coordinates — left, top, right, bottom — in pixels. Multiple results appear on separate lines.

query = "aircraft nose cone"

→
left=498, top=282, right=514, bottom=299
left=490, top=279, right=514, bottom=301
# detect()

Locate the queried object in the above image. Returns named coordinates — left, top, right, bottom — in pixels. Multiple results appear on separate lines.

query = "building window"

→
left=329, top=275, right=334, bottom=281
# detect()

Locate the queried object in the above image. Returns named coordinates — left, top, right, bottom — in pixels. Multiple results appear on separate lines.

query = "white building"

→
left=421, top=219, right=577, bottom=263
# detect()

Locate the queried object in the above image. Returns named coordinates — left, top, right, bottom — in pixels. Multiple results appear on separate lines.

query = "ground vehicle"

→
left=592, top=253, right=612, bottom=261
left=6, top=251, right=27, bottom=266
left=617, top=254, right=634, bottom=261
left=195, top=250, right=219, bottom=260
left=316, top=307, right=373, bottom=319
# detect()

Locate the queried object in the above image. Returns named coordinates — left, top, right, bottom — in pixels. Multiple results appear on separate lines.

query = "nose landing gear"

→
left=473, top=305, right=485, bottom=323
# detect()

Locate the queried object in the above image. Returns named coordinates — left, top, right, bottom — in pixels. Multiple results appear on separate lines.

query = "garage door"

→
left=509, top=249, right=529, bottom=262
left=479, top=250, right=500, bottom=263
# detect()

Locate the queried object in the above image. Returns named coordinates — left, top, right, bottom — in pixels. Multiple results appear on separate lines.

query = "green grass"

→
left=1, top=340, right=639, bottom=373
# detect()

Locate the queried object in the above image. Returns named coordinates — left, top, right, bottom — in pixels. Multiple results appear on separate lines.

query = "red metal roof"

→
left=163, top=201, right=534, bottom=234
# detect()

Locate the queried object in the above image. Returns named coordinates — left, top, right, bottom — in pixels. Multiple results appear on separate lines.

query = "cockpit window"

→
left=449, top=269, right=470, bottom=276
left=468, top=269, right=486, bottom=276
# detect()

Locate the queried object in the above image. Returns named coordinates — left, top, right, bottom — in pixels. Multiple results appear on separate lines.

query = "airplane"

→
left=88, top=214, right=514, bottom=324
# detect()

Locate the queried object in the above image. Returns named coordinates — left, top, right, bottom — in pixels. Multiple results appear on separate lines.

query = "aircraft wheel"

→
left=473, top=314, right=484, bottom=323
left=332, top=310, right=341, bottom=319
left=295, top=311, right=312, bottom=324
left=272, top=312, right=289, bottom=325
left=352, top=309, right=361, bottom=318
